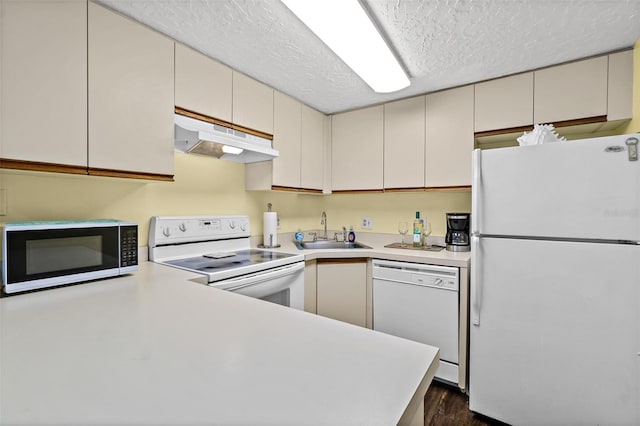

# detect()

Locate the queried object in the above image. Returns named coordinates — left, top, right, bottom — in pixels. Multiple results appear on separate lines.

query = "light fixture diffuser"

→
left=281, top=0, right=410, bottom=93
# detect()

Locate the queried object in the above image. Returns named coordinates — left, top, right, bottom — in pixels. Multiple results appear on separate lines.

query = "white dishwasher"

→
left=372, top=259, right=459, bottom=384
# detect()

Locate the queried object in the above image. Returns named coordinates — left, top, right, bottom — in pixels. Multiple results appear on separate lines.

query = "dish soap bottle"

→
left=348, top=226, right=356, bottom=242
left=413, top=211, right=423, bottom=247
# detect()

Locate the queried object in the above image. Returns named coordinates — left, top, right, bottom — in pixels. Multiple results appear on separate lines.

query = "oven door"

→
left=211, top=262, right=305, bottom=310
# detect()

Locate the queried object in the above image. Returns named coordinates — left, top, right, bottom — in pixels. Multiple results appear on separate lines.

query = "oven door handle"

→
left=216, top=262, right=305, bottom=292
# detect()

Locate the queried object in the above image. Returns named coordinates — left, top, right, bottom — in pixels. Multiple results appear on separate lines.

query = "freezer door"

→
left=472, top=134, right=640, bottom=241
left=469, top=237, right=639, bottom=425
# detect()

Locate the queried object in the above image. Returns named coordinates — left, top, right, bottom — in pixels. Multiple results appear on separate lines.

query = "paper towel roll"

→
left=263, top=212, right=278, bottom=247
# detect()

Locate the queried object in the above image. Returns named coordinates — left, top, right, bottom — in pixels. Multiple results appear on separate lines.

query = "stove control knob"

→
left=434, top=278, right=444, bottom=287
left=162, top=227, right=171, bottom=237
left=240, top=222, right=247, bottom=232
left=178, top=223, right=187, bottom=232
left=229, top=221, right=236, bottom=229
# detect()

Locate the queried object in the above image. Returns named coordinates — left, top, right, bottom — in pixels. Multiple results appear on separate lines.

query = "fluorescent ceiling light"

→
left=281, top=0, right=410, bottom=93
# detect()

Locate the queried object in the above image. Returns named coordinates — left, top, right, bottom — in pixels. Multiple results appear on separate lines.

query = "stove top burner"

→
left=165, top=249, right=297, bottom=274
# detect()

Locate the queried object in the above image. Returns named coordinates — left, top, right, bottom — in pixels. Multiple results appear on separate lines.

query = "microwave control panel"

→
left=120, top=225, right=138, bottom=268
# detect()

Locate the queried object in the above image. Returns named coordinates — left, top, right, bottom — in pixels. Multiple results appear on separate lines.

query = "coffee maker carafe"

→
left=446, top=213, right=470, bottom=252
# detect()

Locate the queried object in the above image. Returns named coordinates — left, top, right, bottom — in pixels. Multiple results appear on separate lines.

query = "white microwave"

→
left=2, top=220, right=138, bottom=295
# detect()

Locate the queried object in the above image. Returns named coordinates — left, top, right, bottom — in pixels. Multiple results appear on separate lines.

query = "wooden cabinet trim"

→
left=331, top=189, right=385, bottom=194
left=330, top=187, right=470, bottom=194
left=88, top=168, right=174, bottom=181
left=425, top=185, right=471, bottom=192
left=175, top=106, right=273, bottom=140
left=317, top=258, right=368, bottom=265
left=0, top=158, right=87, bottom=175
left=271, top=185, right=323, bottom=194
left=474, top=115, right=607, bottom=138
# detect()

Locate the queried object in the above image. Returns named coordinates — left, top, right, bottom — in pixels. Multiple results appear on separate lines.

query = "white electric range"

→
left=148, top=216, right=305, bottom=310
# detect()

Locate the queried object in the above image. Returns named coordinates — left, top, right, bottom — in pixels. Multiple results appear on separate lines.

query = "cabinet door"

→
left=474, top=73, right=533, bottom=132
left=232, top=72, right=274, bottom=134
left=300, top=105, right=325, bottom=190
left=331, top=106, right=384, bottom=191
left=384, top=96, right=425, bottom=189
left=88, top=2, right=174, bottom=178
left=272, top=91, right=301, bottom=187
left=317, top=260, right=367, bottom=327
left=607, top=50, right=633, bottom=121
left=534, top=56, right=608, bottom=124
left=425, top=86, right=474, bottom=188
left=1, top=0, right=87, bottom=168
left=175, top=43, right=232, bottom=122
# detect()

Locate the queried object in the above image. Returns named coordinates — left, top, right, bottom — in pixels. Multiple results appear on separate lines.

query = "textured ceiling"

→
left=97, top=0, right=640, bottom=115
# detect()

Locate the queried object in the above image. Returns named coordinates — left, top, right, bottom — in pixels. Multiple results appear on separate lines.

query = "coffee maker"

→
left=445, top=213, right=470, bottom=252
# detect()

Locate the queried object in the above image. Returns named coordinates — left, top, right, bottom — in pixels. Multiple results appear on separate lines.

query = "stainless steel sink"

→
left=295, top=240, right=372, bottom=250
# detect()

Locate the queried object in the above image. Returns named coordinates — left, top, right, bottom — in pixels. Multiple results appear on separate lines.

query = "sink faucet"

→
left=342, top=226, right=347, bottom=242
left=321, top=211, right=327, bottom=240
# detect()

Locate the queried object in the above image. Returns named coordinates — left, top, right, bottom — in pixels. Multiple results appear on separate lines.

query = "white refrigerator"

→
left=469, top=134, right=640, bottom=425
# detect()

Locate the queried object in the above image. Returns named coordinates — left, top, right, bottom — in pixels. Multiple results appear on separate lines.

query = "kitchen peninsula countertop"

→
left=0, top=262, right=438, bottom=425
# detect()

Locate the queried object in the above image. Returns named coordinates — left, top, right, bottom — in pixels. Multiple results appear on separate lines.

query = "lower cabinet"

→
left=316, top=259, right=367, bottom=327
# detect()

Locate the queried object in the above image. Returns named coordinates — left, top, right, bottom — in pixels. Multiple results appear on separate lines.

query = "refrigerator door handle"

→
left=471, top=235, right=481, bottom=326
left=471, top=149, right=481, bottom=234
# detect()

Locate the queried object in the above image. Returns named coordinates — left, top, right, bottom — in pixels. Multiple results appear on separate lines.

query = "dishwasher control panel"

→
left=372, top=259, right=459, bottom=291
left=410, top=273, right=457, bottom=290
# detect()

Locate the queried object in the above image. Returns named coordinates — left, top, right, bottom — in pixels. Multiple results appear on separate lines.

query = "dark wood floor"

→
left=424, top=381, right=504, bottom=426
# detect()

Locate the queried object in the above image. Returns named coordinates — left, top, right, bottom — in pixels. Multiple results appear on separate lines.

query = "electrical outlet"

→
left=361, top=216, right=373, bottom=230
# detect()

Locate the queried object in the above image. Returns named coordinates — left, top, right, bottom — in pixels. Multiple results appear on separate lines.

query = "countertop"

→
left=0, top=262, right=439, bottom=425
left=254, top=232, right=471, bottom=268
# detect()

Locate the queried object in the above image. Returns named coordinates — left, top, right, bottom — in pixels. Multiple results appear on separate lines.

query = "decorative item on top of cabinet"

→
left=425, top=85, right=474, bottom=189
left=384, top=96, right=426, bottom=190
left=175, top=43, right=232, bottom=123
left=88, top=2, right=174, bottom=181
left=331, top=105, right=384, bottom=192
left=1, top=0, right=87, bottom=174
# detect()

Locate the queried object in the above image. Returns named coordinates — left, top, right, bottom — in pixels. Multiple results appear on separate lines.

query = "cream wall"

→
left=1, top=152, right=469, bottom=246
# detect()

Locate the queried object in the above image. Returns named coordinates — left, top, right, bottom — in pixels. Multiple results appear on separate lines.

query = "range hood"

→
left=174, top=114, right=278, bottom=163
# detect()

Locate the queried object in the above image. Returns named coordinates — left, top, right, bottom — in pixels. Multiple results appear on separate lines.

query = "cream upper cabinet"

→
left=245, top=94, right=325, bottom=192
left=474, top=73, right=534, bottom=132
left=232, top=72, right=274, bottom=134
left=316, top=260, right=367, bottom=328
left=300, top=104, right=325, bottom=191
left=272, top=91, right=302, bottom=187
left=534, top=56, right=608, bottom=124
left=607, top=50, right=633, bottom=121
left=88, top=2, right=174, bottom=178
left=331, top=105, right=384, bottom=191
left=384, top=96, right=426, bottom=189
left=1, top=0, right=87, bottom=168
left=425, top=86, right=474, bottom=188
left=175, top=43, right=232, bottom=122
